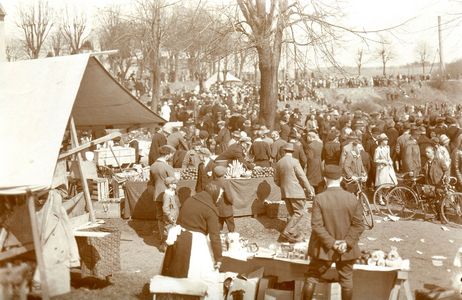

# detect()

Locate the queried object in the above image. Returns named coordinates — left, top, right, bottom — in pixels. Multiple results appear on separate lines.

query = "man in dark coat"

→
left=302, top=165, right=364, bottom=300
left=250, top=130, right=272, bottom=167
left=216, top=137, right=254, bottom=170
left=385, top=119, right=399, bottom=170
left=305, top=132, right=324, bottom=193
left=212, top=166, right=235, bottom=232
left=274, top=143, right=314, bottom=243
left=216, top=120, right=231, bottom=155
left=148, top=126, right=167, bottom=166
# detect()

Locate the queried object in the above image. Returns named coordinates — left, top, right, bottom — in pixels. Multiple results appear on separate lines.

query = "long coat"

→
left=150, top=159, right=175, bottom=202
left=305, top=140, right=324, bottom=187
left=422, top=158, right=449, bottom=186
left=148, top=132, right=167, bottom=166
left=402, top=139, right=421, bottom=174
left=273, top=155, right=313, bottom=199
left=374, top=145, right=397, bottom=186
left=308, top=187, right=364, bottom=261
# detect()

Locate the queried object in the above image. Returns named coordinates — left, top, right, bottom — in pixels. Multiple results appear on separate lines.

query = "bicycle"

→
left=386, top=173, right=461, bottom=226
left=343, top=177, right=374, bottom=229
left=372, top=183, right=395, bottom=216
left=384, top=172, right=424, bottom=220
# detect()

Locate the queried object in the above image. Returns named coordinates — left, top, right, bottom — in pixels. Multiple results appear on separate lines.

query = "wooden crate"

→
left=88, top=178, right=109, bottom=201
left=93, top=199, right=123, bottom=219
left=94, top=147, right=135, bottom=167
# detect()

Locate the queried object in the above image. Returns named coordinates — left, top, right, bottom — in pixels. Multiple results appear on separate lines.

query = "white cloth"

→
left=374, top=145, right=398, bottom=186
left=188, top=231, right=220, bottom=300
left=161, top=104, right=171, bottom=121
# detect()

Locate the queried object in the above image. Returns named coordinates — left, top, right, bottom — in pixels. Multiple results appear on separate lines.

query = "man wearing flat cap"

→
left=274, top=143, right=314, bottom=243
left=302, top=165, right=364, bottom=300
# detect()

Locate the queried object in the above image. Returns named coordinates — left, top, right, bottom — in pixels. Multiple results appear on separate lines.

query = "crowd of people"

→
left=139, top=81, right=462, bottom=299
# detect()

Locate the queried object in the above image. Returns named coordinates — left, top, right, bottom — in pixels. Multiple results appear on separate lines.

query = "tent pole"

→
left=69, top=117, right=96, bottom=223
left=27, top=192, right=49, bottom=300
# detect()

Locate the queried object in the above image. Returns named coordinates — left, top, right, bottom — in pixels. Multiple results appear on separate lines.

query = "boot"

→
left=302, top=282, right=316, bottom=300
left=341, top=288, right=353, bottom=300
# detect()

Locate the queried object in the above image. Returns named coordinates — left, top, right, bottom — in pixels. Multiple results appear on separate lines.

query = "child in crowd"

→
left=159, top=176, right=180, bottom=252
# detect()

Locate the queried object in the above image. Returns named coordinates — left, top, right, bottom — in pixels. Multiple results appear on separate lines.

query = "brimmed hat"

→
left=323, top=165, right=342, bottom=180
left=260, top=125, right=270, bottom=134
left=371, top=127, right=381, bottom=135
left=377, top=133, right=388, bottom=142
left=164, top=176, right=178, bottom=185
left=244, top=120, right=251, bottom=127
left=282, top=143, right=295, bottom=152
left=232, top=131, right=241, bottom=138
left=239, top=136, right=252, bottom=144
left=217, top=120, right=225, bottom=126
left=439, top=134, right=450, bottom=145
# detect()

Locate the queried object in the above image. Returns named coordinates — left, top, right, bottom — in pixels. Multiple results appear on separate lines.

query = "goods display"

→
left=225, top=160, right=246, bottom=178
left=179, top=168, right=198, bottom=180
left=251, top=167, right=274, bottom=178
left=94, top=146, right=136, bottom=167
left=356, top=246, right=410, bottom=269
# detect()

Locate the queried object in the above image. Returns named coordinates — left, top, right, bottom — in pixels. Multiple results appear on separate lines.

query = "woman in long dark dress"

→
left=161, top=183, right=223, bottom=299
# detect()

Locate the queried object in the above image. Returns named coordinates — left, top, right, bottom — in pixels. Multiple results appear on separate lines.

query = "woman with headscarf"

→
left=161, top=182, right=224, bottom=299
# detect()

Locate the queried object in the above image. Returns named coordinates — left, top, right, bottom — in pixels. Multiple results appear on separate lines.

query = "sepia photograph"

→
left=0, top=0, right=462, bottom=299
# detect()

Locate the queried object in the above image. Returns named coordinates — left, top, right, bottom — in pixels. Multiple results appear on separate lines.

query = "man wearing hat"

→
left=417, top=126, right=433, bottom=166
left=279, top=115, right=291, bottom=142
left=151, top=145, right=176, bottom=238
left=216, top=120, right=231, bottom=154
left=274, top=143, right=314, bottom=243
left=402, top=128, right=421, bottom=175
left=396, top=122, right=412, bottom=171
left=260, top=126, right=273, bottom=145
left=212, top=166, right=235, bottom=232
left=250, top=130, right=272, bottom=167
left=216, top=136, right=254, bottom=170
left=302, top=165, right=364, bottom=300
left=148, top=125, right=167, bottom=166
left=228, top=130, right=241, bottom=147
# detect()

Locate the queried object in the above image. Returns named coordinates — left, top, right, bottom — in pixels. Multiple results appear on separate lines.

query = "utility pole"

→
left=438, top=16, right=445, bottom=79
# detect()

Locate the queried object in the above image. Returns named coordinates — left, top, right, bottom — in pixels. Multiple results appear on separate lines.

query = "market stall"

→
left=124, top=176, right=280, bottom=219
left=0, top=53, right=165, bottom=299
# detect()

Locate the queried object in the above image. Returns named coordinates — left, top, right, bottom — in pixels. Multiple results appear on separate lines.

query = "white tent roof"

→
left=0, top=54, right=165, bottom=195
left=195, top=71, right=242, bottom=91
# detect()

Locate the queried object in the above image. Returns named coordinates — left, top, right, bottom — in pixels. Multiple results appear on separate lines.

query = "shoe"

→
left=379, top=200, right=386, bottom=206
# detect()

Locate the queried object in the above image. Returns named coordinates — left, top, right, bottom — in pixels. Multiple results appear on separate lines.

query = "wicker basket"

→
left=76, top=226, right=121, bottom=279
left=265, top=201, right=289, bottom=219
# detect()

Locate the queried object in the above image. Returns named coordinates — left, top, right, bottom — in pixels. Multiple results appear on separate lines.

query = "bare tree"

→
left=16, top=0, right=54, bottom=59
left=61, top=8, right=89, bottom=54
left=415, top=41, right=431, bottom=75
left=355, top=48, right=363, bottom=76
left=5, top=39, right=24, bottom=61
left=376, top=37, right=393, bottom=76
left=97, top=6, right=136, bottom=80
left=50, top=28, right=64, bottom=56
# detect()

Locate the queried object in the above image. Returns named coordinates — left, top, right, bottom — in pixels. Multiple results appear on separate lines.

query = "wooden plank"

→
left=27, top=193, right=49, bottom=300
left=74, top=231, right=111, bottom=238
left=69, top=213, right=90, bottom=229
left=69, top=117, right=96, bottom=223
left=58, top=132, right=122, bottom=160
left=0, top=243, right=34, bottom=261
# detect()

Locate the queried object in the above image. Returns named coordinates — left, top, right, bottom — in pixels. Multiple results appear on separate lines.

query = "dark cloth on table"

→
left=177, top=191, right=223, bottom=262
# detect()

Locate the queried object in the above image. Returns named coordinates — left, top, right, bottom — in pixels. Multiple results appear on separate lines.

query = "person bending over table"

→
left=303, top=165, right=365, bottom=300
left=161, top=182, right=224, bottom=299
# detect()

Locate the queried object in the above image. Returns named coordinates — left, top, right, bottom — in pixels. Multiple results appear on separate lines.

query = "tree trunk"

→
left=174, top=52, right=179, bottom=82
left=257, top=45, right=278, bottom=129
left=150, top=3, right=162, bottom=112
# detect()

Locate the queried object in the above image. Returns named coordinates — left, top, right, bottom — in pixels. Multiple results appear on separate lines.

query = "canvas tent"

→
left=0, top=54, right=165, bottom=195
left=195, top=71, right=242, bottom=91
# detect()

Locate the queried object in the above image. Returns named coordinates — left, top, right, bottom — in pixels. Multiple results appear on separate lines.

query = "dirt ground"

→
left=54, top=213, right=462, bottom=300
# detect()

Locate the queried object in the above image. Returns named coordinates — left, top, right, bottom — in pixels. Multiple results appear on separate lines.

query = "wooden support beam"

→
left=27, top=192, right=49, bottom=300
left=69, top=117, right=96, bottom=223
left=58, top=131, right=122, bottom=160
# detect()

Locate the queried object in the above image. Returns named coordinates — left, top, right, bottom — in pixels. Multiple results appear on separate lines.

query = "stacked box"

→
left=88, top=178, right=109, bottom=201
left=93, top=198, right=123, bottom=219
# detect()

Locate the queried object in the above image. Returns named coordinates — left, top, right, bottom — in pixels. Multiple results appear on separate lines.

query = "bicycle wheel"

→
left=359, top=192, right=374, bottom=229
left=440, top=192, right=462, bottom=228
left=385, top=186, right=419, bottom=220
left=373, top=184, right=394, bottom=216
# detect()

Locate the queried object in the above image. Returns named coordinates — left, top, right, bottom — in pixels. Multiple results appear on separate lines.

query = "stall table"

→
left=221, top=256, right=412, bottom=300
left=123, top=177, right=281, bottom=219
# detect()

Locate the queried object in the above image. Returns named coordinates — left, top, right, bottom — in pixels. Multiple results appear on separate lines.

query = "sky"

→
left=2, top=0, right=462, bottom=69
